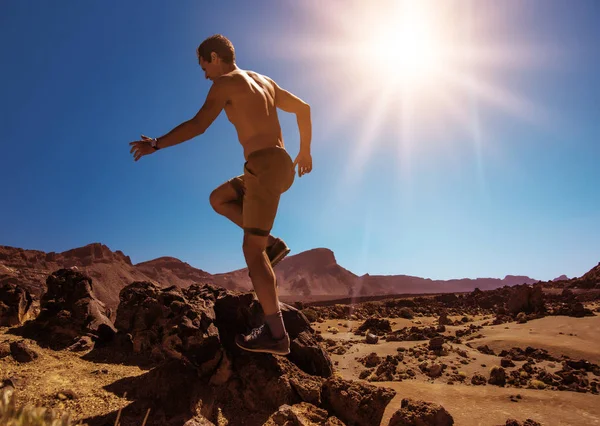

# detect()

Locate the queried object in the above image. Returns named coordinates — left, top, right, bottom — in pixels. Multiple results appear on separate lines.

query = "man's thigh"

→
left=242, top=168, right=281, bottom=237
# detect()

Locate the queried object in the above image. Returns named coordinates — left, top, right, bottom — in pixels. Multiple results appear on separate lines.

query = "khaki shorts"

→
left=228, top=146, right=295, bottom=236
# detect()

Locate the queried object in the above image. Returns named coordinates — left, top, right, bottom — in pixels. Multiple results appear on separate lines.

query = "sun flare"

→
left=270, top=0, right=547, bottom=195
left=364, top=6, right=445, bottom=85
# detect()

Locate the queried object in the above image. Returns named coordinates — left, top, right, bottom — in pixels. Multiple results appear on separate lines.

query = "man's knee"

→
left=242, top=233, right=268, bottom=260
left=209, top=189, right=221, bottom=211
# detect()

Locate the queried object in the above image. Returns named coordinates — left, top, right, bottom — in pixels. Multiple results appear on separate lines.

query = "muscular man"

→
left=130, top=34, right=312, bottom=356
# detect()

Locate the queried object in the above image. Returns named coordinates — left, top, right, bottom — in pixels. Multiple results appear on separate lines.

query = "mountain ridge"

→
left=3, top=242, right=590, bottom=314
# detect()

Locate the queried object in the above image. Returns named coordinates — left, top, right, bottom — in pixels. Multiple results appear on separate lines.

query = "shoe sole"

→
left=270, top=248, right=291, bottom=268
left=235, top=340, right=290, bottom=356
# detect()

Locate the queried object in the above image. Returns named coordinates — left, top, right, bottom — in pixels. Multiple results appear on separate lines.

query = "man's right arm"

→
left=270, top=79, right=312, bottom=155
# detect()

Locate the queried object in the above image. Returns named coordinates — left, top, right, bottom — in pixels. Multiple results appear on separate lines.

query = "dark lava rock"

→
left=11, top=269, right=116, bottom=350
left=489, top=366, right=507, bottom=387
left=388, top=398, right=454, bottom=426
left=358, top=318, right=392, bottom=335
left=477, top=345, right=495, bottom=355
left=502, top=419, right=542, bottom=426
left=366, top=333, right=379, bottom=344
left=471, top=373, right=487, bottom=386
left=429, top=336, right=445, bottom=351
left=322, top=377, right=396, bottom=426
left=501, top=358, right=516, bottom=368
left=0, top=282, right=34, bottom=326
left=10, top=341, right=39, bottom=363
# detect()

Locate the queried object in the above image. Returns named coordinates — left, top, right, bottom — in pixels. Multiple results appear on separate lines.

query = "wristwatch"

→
left=150, top=138, right=160, bottom=150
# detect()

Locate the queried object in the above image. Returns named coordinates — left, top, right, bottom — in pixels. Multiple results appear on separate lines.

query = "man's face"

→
left=199, top=55, right=220, bottom=81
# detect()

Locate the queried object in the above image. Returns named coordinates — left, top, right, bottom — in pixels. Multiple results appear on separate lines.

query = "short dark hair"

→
left=197, top=34, right=235, bottom=64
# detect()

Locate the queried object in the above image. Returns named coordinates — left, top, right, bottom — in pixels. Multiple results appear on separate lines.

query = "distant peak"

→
left=290, top=248, right=337, bottom=265
left=552, top=274, right=569, bottom=282
left=141, top=256, right=188, bottom=265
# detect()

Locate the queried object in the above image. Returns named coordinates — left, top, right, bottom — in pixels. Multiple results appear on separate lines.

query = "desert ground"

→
left=312, top=307, right=600, bottom=426
left=1, top=299, right=599, bottom=425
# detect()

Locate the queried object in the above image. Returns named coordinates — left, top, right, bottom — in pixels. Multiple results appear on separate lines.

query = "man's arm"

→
left=270, top=79, right=312, bottom=155
left=155, top=81, right=227, bottom=149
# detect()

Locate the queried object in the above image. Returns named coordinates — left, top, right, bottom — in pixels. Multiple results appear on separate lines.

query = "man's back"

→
left=217, top=69, right=284, bottom=158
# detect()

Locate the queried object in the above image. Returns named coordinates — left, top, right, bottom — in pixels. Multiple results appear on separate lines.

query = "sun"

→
left=365, top=5, right=445, bottom=85
left=269, top=0, right=546, bottom=191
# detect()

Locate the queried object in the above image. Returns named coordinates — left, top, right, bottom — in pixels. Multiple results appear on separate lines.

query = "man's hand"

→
left=129, top=135, right=156, bottom=162
left=293, top=151, right=312, bottom=177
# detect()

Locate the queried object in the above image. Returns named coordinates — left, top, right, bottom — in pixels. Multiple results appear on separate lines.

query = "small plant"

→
left=529, top=379, right=547, bottom=390
left=0, top=388, right=72, bottom=426
left=302, top=308, right=319, bottom=323
left=0, top=389, right=151, bottom=426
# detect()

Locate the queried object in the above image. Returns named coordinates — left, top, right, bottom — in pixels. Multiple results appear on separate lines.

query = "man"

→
left=129, top=34, right=312, bottom=356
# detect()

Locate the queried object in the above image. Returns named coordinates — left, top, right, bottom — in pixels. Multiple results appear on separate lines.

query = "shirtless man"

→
left=129, top=34, right=312, bottom=356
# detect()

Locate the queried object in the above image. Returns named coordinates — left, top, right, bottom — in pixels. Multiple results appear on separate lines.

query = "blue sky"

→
left=1, top=0, right=599, bottom=281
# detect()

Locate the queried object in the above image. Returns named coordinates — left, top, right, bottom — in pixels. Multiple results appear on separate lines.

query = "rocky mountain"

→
left=0, top=242, right=561, bottom=314
left=571, top=262, right=600, bottom=289
left=553, top=275, right=569, bottom=282
left=0, top=243, right=152, bottom=314
left=212, top=248, right=358, bottom=296
left=355, top=273, right=539, bottom=296
left=135, top=256, right=212, bottom=289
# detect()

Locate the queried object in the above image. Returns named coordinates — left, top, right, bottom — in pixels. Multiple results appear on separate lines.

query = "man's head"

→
left=197, top=34, right=236, bottom=81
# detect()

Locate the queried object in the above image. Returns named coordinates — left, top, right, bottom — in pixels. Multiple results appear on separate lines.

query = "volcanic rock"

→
left=14, top=269, right=116, bottom=349
left=489, top=366, right=507, bottom=387
left=0, top=282, right=34, bottom=326
left=322, top=377, right=396, bottom=426
left=357, top=318, right=391, bottom=334
left=388, top=398, right=454, bottom=426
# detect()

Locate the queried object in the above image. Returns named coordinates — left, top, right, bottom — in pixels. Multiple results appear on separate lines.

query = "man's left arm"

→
left=155, top=81, right=226, bottom=149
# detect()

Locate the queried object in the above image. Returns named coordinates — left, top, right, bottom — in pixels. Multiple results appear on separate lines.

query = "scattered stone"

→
left=489, top=366, right=506, bottom=387
left=56, top=389, right=77, bottom=400
left=264, top=402, right=330, bottom=426
left=476, top=345, right=495, bottom=355
left=471, top=373, right=487, bottom=386
left=357, top=318, right=392, bottom=335
left=502, top=419, right=542, bottom=426
left=388, top=398, right=454, bottom=426
left=366, top=333, right=379, bottom=344
left=67, top=335, right=94, bottom=352
left=359, top=352, right=382, bottom=368
left=9, top=341, right=39, bottom=363
left=501, top=358, right=516, bottom=368
left=0, top=342, right=11, bottom=358
left=429, top=336, right=445, bottom=351
left=438, top=311, right=452, bottom=326
left=322, top=377, right=396, bottom=426
left=426, top=364, right=444, bottom=379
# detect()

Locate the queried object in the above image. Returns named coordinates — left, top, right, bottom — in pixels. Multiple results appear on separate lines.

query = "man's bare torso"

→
left=215, top=70, right=284, bottom=159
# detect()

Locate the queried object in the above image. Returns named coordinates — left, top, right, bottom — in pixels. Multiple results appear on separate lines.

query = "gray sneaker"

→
left=235, top=324, right=290, bottom=355
left=267, top=238, right=291, bottom=267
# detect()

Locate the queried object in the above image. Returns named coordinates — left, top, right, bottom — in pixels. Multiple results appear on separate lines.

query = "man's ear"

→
left=210, top=51, right=219, bottom=64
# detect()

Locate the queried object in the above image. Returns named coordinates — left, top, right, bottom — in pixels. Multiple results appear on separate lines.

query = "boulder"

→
left=366, top=333, right=379, bottom=344
left=264, top=402, right=343, bottom=426
left=322, top=377, right=395, bottom=426
left=357, top=318, right=391, bottom=334
left=388, top=398, right=454, bottom=426
left=507, top=284, right=545, bottom=315
left=15, top=269, right=116, bottom=349
left=489, top=366, right=507, bottom=387
left=115, top=281, right=222, bottom=375
left=0, top=283, right=34, bottom=326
